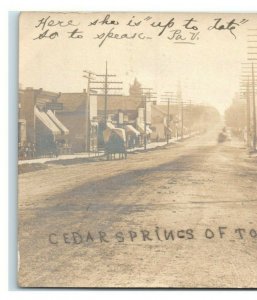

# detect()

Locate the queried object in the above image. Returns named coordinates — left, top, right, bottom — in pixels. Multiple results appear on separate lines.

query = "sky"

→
left=19, top=12, right=257, bottom=114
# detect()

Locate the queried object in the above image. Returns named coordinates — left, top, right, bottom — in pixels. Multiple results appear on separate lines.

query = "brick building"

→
left=19, top=88, right=69, bottom=157
left=56, top=92, right=98, bottom=153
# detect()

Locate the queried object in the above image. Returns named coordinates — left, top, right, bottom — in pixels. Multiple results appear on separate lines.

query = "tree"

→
left=129, top=78, right=142, bottom=96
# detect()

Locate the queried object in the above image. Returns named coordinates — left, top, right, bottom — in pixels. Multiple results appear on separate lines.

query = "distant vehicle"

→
left=218, top=127, right=229, bottom=143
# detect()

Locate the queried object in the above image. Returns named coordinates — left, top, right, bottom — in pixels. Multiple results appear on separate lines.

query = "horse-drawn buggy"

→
left=103, top=126, right=127, bottom=160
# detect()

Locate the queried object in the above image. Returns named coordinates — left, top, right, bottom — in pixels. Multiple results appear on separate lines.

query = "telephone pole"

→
left=251, top=63, right=257, bottom=150
left=240, top=77, right=250, bottom=147
left=246, top=78, right=251, bottom=148
left=189, top=99, right=192, bottom=136
left=181, top=100, right=184, bottom=139
left=240, top=30, right=257, bottom=150
left=164, top=98, right=192, bottom=140
left=240, top=76, right=251, bottom=148
left=140, top=88, right=157, bottom=150
left=241, top=62, right=257, bottom=151
left=83, top=69, right=96, bottom=152
left=161, top=92, right=174, bottom=144
left=90, top=61, right=123, bottom=127
left=177, top=83, right=184, bottom=139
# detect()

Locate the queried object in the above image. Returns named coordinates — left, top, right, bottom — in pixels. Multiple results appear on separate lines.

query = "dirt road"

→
left=18, top=127, right=257, bottom=288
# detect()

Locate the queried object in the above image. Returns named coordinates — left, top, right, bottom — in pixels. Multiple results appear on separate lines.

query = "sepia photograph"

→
left=18, top=11, right=257, bottom=288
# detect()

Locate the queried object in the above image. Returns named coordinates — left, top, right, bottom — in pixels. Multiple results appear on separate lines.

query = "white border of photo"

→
left=2, top=0, right=257, bottom=299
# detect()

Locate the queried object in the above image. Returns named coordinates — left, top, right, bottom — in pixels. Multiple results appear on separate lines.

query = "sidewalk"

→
left=18, top=152, right=104, bottom=165
left=127, top=133, right=194, bottom=153
left=18, top=133, right=198, bottom=165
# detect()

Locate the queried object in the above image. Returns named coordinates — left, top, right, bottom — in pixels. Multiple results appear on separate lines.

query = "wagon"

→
left=103, top=127, right=127, bottom=160
left=218, top=132, right=227, bottom=143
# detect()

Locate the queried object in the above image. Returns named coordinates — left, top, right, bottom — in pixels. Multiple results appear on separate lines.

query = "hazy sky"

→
left=19, top=12, right=257, bottom=114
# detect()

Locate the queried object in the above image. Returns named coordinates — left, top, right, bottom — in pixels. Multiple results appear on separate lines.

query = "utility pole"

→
left=83, top=70, right=95, bottom=152
left=244, top=77, right=251, bottom=147
left=177, top=83, right=184, bottom=139
left=252, top=63, right=257, bottom=150
left=181, top=100, right=184, bottom=139
left=241, top=62, right=257, bottom=151
left=165, top=98, right=192, bottom=140
left=104, top=62, right=108, bottom=125
left=161, top=92, right=173, bottom=144
left=144, top=93, right=147, bottom=150
left=241, top=30, right=257, bottom=150
left=90, top=61, right=123, bottom=127
left=140, top=88, right=157, bottom=150
left=240, top=76, right=251, bottom=148
left=189, top=99, right=192, bottom=136
left=240, top=73, right=251, bottom=148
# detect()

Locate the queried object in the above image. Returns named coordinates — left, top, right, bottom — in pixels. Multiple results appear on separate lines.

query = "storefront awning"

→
left=107, top=122, right=115, bottom=129
left=125, top=125, right=140, bottom=136
left=34, top=106, right=61, bottom=135
left=137, top=123, right=152, bottom=134
left=137, top=123, right=145, bottom=134
left=91, top=121, right=98, bottom=126
left=113, top=128, right=126, bottom=142
left=46, top=110, right=69, bottom=135
left=166, top=127, right=172, bottom=133
left=146, top=125, right=152, bottom=134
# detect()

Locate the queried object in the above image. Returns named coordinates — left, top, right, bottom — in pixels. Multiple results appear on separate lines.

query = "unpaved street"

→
left=18, top=127, right=257, bottom=288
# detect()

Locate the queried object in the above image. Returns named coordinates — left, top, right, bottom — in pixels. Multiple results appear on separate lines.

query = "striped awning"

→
left=106, top=122, right=115, bottom=129
left=146, top=125, right=152, bottom=134
left=35, top=107, right=61, bottom=135
left=46, top=110, right=69, bottom=135
left=137, top=123, right=152, bottom=134
left=91, top=121, right=98, bottom=126
left=137, top=123, right=145, bottom=134
left=125, top=125, right=140, bottom=136
left=166, top=127, right=172, bottom=133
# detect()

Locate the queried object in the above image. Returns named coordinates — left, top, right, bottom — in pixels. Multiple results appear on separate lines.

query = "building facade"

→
left=19, top=88, right=69, bottom=158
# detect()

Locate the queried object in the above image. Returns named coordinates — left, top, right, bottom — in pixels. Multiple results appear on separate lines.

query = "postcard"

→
left=18, top=12, right=257, bottom=288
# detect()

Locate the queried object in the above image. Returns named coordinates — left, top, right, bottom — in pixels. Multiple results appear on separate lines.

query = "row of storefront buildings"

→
left=18, top=82, right=189, bottom=159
